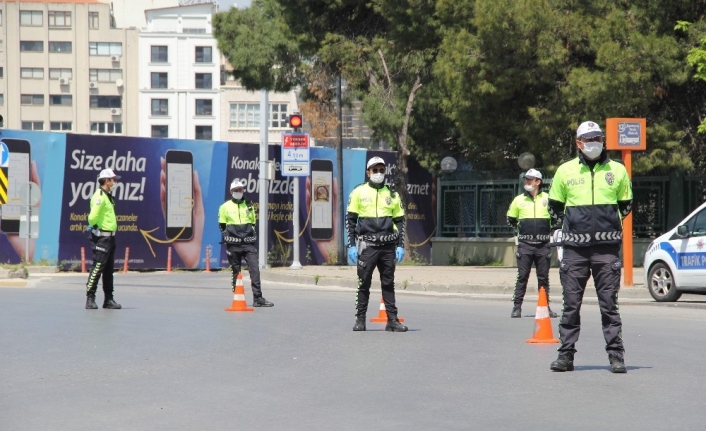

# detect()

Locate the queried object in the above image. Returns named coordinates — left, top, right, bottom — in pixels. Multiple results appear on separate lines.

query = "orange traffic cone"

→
left=526, top=287, right=559, bottom=344
left=225, top=272, right=253, bottom=312
left=370, top=297, right=404, bottom=323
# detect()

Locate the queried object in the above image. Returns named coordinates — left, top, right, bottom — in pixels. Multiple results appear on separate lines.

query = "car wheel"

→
left=647, top=262, right=682, bottom=302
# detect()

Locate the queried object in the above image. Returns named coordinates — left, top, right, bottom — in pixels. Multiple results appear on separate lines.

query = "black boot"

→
left=550, top=353, right=574, bottom=372
left=103, top=298, right=122, bottom=309
left=385, top=319, right=408, bottom=332
left=548, top=306, right=558, bottom=318
left=86, top=294, right=98, bottom=309
left=353, top=318, right=366, bottom=331
left=609, top=354, right=627, bottom=374
left=253, top=297, right=274, bottom=307
left=511, top=304, right=522, bottom=318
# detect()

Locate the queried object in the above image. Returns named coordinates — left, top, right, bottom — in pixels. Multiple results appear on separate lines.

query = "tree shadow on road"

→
left=572, top=365, right=652, bottom=372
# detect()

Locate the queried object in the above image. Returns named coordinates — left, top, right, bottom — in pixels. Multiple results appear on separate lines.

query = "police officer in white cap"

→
left=218, top=179, right=273, bottom=307
left=506, top=168, right=557, bottom=319
left=85, top=168, right=122, bottom=309
left=346, top=157, right=407, bottom=332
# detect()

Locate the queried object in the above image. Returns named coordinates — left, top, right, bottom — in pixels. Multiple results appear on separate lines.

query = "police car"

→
left=644, top=201, right=706, bottom=301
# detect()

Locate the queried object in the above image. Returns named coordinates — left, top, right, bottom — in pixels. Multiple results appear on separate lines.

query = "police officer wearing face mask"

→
left=506, top=169, right=557, bottom=319
left=85, top=168, right=122, bottom=310
left=218, top=179, right=273, bottom=307
left=548, top=121, right=633, bottom=374
left=346, top=157, right=407, bottom=332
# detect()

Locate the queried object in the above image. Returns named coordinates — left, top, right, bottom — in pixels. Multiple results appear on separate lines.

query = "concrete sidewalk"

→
left=260, top=265, right=651, bottom=299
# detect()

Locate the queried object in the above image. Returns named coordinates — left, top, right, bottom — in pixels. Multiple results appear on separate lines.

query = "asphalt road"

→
left=2, top=272, right=706, bottom=431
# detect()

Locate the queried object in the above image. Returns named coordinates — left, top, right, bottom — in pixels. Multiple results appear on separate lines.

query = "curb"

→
left=259, top=270, right=651, bottom=299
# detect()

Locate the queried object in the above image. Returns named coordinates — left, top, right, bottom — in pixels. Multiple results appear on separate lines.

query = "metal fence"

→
left=438, top=174, right=693, bottom=238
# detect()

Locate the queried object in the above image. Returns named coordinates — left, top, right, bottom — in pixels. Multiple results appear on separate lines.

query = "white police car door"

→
left=673, top=207, right=706, bottom=287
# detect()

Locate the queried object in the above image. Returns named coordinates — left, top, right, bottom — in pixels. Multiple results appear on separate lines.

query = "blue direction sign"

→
left=281, top=133, right=310, bottom=177
left=0, top=142, right=8, bottom=167
left=618, top=122, right=642, bottom=147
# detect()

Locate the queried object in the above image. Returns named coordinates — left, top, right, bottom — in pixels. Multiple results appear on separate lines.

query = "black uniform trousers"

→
left=355, top=243, right=398, bottom=319
left=558, top=244, right=624, bottom=357
left=226, top=243, right=262, bottom=298
left=85, top=234, right=116, bottom=298
left=513, top=241, right=551, bottom=305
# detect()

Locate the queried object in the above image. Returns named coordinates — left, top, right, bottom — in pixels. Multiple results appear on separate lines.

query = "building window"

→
left=20, top=41, right=44, bottom=52
left=151, top=46, right=168, bottom=63
left=229, top=103, right=287, bottom=128
left=0, top=94, right=4, bottom=105
left=89, top=42, right=122, bottom=56
left=88, top=11, right=99, bottom=29
left=89, top=69, right=122, bottom=82
left=21, top=68, right=44, bottom=79
left=91, top=122, right=122, bottom=134
left=89, top=95, right=121, bottom=108
left=0, top=11, right=3, bottom=26
left=49, top=68, right=72, bottom=80
left=151, top=99, right=168, bottom=116
left=195, top=126, right=212, bottom=140
left=195, top=99, right=213, bottom=116
left=48, top=11, right=71, bottom=28
left=22, top=121, right=44, bottom=131
left=0, top=68, right=3, bottom=78
left=195, top=73, right=212, bottom=89
left=21, top=94, right=44, bottom=106
left=229, top=103, right=259, bottom=128
left=50, top=95, right=72, bottom=106
left=195, top=46, right=212, bottom=63
left=270, top=103, right=289, bottom=128
left=50, top=121, right=72, bottom=131
left=20, top=11, right=43, bottom=27
left=151, top=125, right=168, bottom=137
left=183, top=28, right=206, bottom=34
left=49, top=42, right=72, bottom=53
left=151, top=72, right=168, bottom=89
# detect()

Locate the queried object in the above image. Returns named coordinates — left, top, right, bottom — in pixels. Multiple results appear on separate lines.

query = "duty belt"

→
left=518, top=234, right=550, bottom=242
left=563, top=231, right=622, bottom=243
left=93, top=229, right=115, bottom=237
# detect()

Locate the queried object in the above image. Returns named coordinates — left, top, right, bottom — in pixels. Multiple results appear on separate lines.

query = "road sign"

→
left=19, top=182, right=41, bottom=207
left=0, top=142, right=8, bottom=167
left=281, top=133, right=310, bottom=177
left=606, top=118, right=646, bottom=151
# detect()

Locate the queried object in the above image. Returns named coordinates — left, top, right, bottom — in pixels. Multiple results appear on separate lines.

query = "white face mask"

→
left=524, top=184, right=535, bottom=193
left=581, top=141, right=603, bottom=159
left=232, top=192, right=243, bottom=200
left=370, top=173, right=385, bottom=184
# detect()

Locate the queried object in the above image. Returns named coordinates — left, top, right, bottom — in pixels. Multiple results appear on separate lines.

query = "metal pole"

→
left=290, top=177, right=302, bottom=269
left=337, top=75, right=345, bottom=265
left=258, top=90, right=269, bottom=269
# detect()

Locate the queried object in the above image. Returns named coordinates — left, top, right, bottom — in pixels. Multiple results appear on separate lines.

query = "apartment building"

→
left=0, top=0, right=138, bottom=135
left=139, top=2, right=221, bottom=140
left=219, top=73, right=299, bottom=144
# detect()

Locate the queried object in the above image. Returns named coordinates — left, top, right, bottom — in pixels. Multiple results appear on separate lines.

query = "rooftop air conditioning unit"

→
left=88, top=82, right=98, bottom=89
left=111, top=108, right=122, bottom=116
left=110, top=55, right=121, bottom=62
left=59, top=77, right=70, bottom=85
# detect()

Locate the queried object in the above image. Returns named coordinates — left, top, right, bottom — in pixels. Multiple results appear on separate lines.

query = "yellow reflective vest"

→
left=506, top=191, right=551, bottom=244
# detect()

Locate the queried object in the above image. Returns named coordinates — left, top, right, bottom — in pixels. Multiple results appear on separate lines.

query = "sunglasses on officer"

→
left=580, top=136, right=604, bottom=143
left=368, top=167, right=385, bottom=174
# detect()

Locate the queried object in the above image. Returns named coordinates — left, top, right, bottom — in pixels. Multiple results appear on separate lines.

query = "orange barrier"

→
left=122, top=247, right=130, bottom=273
left=526, top=287, right=559, bottom=344
left=166, top=247, right=172, bottom=273
left=370, top=297, right=404, bottom=323
left=204, top=245, right=212, bottom=273
left=80, top=247, right=87, bottom=273
left=225, top=272, right=253, bottom=312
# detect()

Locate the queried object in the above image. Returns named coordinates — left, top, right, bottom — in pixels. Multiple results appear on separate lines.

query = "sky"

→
left=218, top=0, right=252, bottom=10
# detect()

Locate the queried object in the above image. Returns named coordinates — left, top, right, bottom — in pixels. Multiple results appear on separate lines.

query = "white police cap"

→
left=366, top=156, right=386, bottom=169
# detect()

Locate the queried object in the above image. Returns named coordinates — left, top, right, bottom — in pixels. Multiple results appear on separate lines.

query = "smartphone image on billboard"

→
left=165, top=150, right=193, bottom=240
left=310, top=159, right=333, bottom=240
left=0, top=138, right=31, bottom=234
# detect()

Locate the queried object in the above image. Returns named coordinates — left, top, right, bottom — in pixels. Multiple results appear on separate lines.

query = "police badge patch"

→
left=605, top=172, right=615, bottom=186
left=542, top=198, right=548, bottom=207
left=385, top=196, right=392, bottom=205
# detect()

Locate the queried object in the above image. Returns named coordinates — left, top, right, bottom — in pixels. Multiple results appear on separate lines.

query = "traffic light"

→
left=288, top=113, right=303, bottom=130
